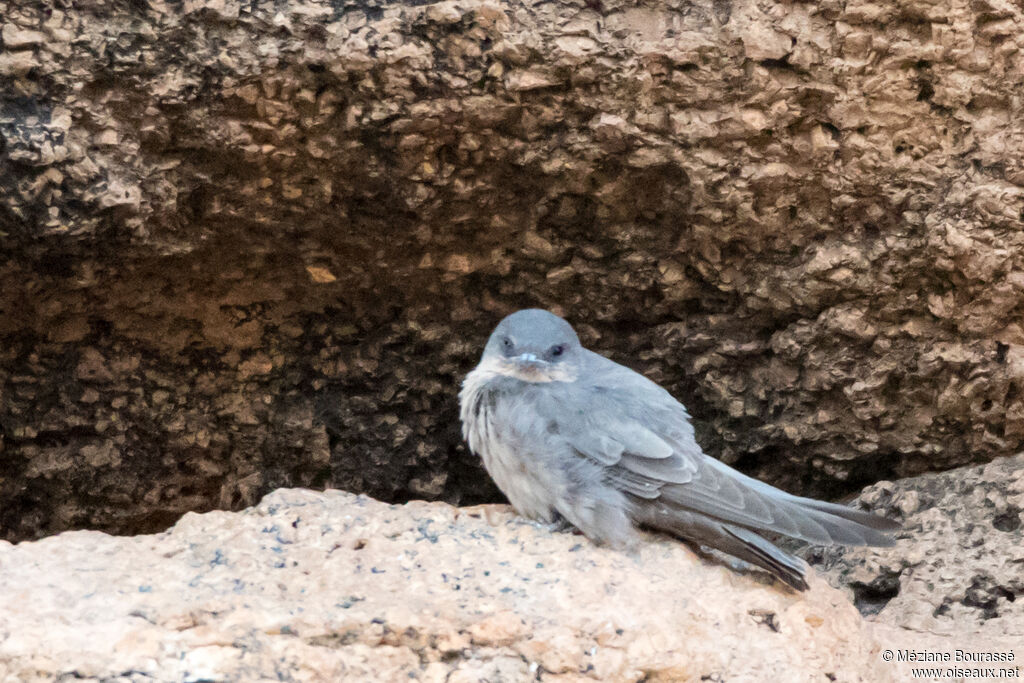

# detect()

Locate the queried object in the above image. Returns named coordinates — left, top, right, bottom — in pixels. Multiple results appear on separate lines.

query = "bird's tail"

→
left=656, top=456, right=900, bottom=547
left=634, top=504, right=810, bottom=590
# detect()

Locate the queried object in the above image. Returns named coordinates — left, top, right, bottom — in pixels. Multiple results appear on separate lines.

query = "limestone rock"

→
left=0, top=488, right=890, bottom=682
left=812, top=453, right=1024, bottom=633
left=810, top=454, right=1024, bottom=680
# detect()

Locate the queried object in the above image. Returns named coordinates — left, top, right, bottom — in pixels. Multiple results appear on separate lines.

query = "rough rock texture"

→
left=812, top=453, right=1024, bottom=631
left=4, top=0, right=1024, bottom=539
left=810, top=454, right=1024, bottom=680
left=0, top=488, right=891, bottom=682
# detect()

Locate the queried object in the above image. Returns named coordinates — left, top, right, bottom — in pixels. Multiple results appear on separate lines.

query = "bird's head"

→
left=480, top=309, right=582, bottom=383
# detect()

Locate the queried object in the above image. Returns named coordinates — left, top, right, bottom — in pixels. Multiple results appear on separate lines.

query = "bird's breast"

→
left=458, top=367, right=559, bottom=523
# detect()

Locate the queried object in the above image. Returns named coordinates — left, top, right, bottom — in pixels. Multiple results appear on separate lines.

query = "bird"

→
left=459, top=308, right=899, bottom=591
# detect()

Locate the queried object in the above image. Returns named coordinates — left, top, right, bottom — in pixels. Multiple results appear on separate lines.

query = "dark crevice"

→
left=992, top=506, right=1021, bottom=532
left=963, top=574, right=1020, bottom=619
left=851, top=570, right=902, bottom=616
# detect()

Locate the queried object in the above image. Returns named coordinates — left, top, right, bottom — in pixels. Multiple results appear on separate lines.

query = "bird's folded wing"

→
left=540, top=351, right=897, bottom=545
left=534, top=363, right=703, bottom=488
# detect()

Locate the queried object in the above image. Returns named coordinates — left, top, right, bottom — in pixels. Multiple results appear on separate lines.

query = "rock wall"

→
left=811, top=453, right=1024, bottom=636
left=3, top=0, right=1024, bottom=539
left=810, top=454, right=1024, bottom=681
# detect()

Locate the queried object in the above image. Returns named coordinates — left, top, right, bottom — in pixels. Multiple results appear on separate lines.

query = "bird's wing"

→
left=537, top=349, right=703, bottom=492
left=543, top=350, right=897, bottom=545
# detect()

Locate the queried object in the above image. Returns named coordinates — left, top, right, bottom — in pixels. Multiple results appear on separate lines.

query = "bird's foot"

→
left=534, top=512, right=575, bottom=535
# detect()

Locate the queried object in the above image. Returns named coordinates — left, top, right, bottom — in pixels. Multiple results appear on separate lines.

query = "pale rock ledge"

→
left=0, top=488, right=891, bottom=682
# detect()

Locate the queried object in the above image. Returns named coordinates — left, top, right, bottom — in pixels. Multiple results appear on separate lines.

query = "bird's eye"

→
left=501, top=337, right=514, bottom=351
left=549, top=344, right=565, bottom=358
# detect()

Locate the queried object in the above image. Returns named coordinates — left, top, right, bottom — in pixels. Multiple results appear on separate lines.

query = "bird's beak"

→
left=513, top=352, right=546, bottom=372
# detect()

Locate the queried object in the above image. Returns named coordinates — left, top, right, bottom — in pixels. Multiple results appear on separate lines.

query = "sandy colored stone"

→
left=810, top=454, right=1024, bottom=681
left=0, top=488, right=890, bottom=682
left=813, top=454, right=1024, bottom=632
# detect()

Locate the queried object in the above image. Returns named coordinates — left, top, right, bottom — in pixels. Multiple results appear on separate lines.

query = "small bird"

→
left=459, top=309, right=898, bottom=591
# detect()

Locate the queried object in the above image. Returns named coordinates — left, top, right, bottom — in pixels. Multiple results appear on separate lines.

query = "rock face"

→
left=810, top=454, right=1024, bottom=682
left=4, top=0, right=1024, bottom=539
left=0, top=488, right=891, bottom=682
left=811, top=453, right=1024, bottom=636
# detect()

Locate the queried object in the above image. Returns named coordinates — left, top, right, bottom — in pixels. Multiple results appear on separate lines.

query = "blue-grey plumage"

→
left=459, top=308, right=900, bottom=591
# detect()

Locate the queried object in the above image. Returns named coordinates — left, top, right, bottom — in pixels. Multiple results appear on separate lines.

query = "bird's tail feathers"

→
left=793, top=495, right=901, bottom=532
left=724, top=525, right=809, bottom=591
left=635, top=504, right=809, bottom=591
left=659, top=457, right=900, bottom=547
